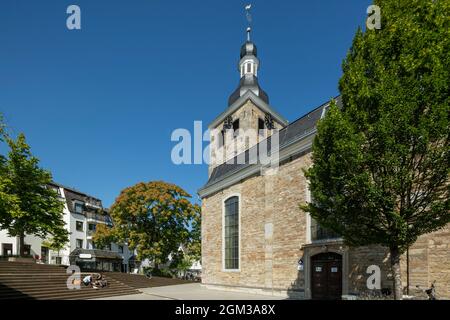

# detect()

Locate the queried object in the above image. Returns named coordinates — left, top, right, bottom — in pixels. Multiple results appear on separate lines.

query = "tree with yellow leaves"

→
left=93, top=181, right=200, bottom=271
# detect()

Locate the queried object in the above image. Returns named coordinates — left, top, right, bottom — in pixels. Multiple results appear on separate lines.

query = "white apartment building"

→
left=0, top=182, right=134, bottom=272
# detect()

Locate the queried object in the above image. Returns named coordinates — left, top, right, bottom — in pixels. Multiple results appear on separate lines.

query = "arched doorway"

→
left=311, top=252, right=342, bottom=299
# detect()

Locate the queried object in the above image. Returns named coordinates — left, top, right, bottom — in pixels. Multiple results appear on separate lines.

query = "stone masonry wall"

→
left=209, top=100, right=284, bottom=176
left=202, top=146, right=450, bottom=299
left=346, top=226, right=450, bottom=299
left=202, top=153, right=312, bottom=292
left=347, top=245, right=392, bottom=295
left=401, top=225, right=450, bottom=299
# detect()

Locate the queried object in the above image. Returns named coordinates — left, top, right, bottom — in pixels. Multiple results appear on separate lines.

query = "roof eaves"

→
left=208, top=91, right=289, bottom=129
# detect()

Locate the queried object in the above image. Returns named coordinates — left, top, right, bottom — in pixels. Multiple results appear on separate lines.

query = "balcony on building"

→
left=85, top=198, right=102, bottom=210
left=85, top=212, right=113, bottom=226
left=86, top=223, right=97, bottom=239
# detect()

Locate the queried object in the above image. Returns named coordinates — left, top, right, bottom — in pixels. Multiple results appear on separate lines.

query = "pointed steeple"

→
left=228, top=6, right=269, bottom=106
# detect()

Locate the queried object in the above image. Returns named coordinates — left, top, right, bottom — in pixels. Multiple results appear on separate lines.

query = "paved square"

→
left=92, top=283, right=289, bottom=300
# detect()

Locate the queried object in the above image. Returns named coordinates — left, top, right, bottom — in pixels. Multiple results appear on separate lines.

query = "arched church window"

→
left=308, top=191, right=340, bottom=242
left=224, top=196, right=239, bottom=270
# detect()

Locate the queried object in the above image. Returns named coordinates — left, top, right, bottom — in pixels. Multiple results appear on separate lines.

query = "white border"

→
left=222, top=193, right=241, bottom=272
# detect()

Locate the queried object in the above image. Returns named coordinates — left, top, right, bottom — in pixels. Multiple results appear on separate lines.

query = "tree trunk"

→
left=390, top=246, right=403, bottom=300
left=406, top=247, right=410, bottom=296
left=19, top=233, right=25, bottom=257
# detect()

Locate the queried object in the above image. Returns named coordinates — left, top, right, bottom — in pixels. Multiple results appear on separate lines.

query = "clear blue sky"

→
left=0, top=0, right=371, bottom=207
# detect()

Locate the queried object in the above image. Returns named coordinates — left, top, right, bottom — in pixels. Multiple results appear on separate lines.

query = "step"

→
left=1, top=282, right=139, bottom=299
left=0, top=288, right=139, bottom=300
left=0, top=285, right=137, bottom=296
left=51, top=290, right=140, bottom=300
left=0, top=277, right=123, bottom=286
left=0, top=282, right=139, bottom=298
left=0, top=267, right=145, bottom=300
left=0, top=268, right=63, bottom=272
left=0, top=265, right=66, bottom=270
left=0, top=270, right=67, bottom=275
left=0, top=282, right=131, bottom=292
left=26, top=286, right=139, bottom=297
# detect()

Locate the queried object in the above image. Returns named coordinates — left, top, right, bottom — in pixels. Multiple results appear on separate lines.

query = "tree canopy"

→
left=92, top=223, right=115, bottom=249
left=0, top=124, right=69, bottom=255
left=94, top=181, right=201, bottom=268
left=303, top=0, right=449, bottom=299
left=0, top=117, right=21, bottom=223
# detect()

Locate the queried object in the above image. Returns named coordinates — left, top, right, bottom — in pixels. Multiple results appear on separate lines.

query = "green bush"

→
left=149, top=267, right=174, bottom=278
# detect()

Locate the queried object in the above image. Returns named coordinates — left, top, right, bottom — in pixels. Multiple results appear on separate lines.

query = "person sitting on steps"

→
left=82, top=274, right=93, bottom=287
left=92, top=273, right=108, bottom=289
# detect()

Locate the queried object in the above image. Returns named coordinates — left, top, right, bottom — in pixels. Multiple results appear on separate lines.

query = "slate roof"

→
left=228, top=40, right=269, bottom=106
left=69, top=248, right=123, bottom=260
left=228, top=74, right=270, bottom=106
left=202, top=96, right=342, bottom=190
left=49, top=182, right=104, bottom=214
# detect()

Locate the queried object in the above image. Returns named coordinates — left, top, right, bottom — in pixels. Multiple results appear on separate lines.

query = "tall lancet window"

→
left=224, top=196, right=239, bottom=270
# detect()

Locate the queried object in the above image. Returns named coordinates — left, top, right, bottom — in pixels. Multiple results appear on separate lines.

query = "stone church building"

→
left=198, top=30, right=450, bottom=299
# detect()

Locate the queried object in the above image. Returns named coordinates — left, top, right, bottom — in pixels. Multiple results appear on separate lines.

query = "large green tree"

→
left=94, top=181, right=200, bottom=270
left=303, top=0, right=449, bottom=299
left=186, top=202, right=201, bottom=262
left=0, top=116, right=21, bottom=222
left=0, top=132, right=69, bottom=256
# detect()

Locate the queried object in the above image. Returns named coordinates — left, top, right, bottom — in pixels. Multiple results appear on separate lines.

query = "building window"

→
left=87, top=241, right=95, bottom=250
left=308, top=190, right=340, bottom=242
left=246, top=63, right=251, bottom=73
left=105, top=216, right=114, bottom=226
left=49, top=185, right=61, bottom=196
left=76, top=239, right=83, bottom=249
left=23, top=245, right=31, bottom=256
left=2, top=243, right=13, bottom=256
left=310, top=218, right=340, bottom=242
left=118, top=245, right=124, bottom=253
left=258, top=118, right=265, bottom=136
left=74, top=202, right=84, bottom=214
left=232, top=119, right=240, bottom=138
left=55, top=257, right=62, bottom=265
left=88, top=223, right=96, bottom=231
left=76, top=221, right=83, bottom=232
left=224, top=196, right=239, bottom=270
left=217, top=130, right=225, bottom=148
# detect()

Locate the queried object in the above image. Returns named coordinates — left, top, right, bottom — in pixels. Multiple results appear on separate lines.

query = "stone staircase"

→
left=0, top=261, right=140, bottom=300
left=106, top=272, right=191, bottom=289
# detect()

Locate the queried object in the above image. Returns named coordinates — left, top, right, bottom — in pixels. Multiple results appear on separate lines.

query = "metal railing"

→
left=85, top=212, right=113, bottom=225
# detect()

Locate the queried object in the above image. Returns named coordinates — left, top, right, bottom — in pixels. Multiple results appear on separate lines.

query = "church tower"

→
left=208, top=18, right=288, bottom=177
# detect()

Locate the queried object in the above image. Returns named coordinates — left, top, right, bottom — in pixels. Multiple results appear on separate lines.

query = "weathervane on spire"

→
left=245, top=4, right=252, bottom=41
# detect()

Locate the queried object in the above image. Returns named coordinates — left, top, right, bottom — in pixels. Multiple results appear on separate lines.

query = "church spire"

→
left=240, top=4, right=258, bottom=78
left=227, top=4, right=269, bottom=106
